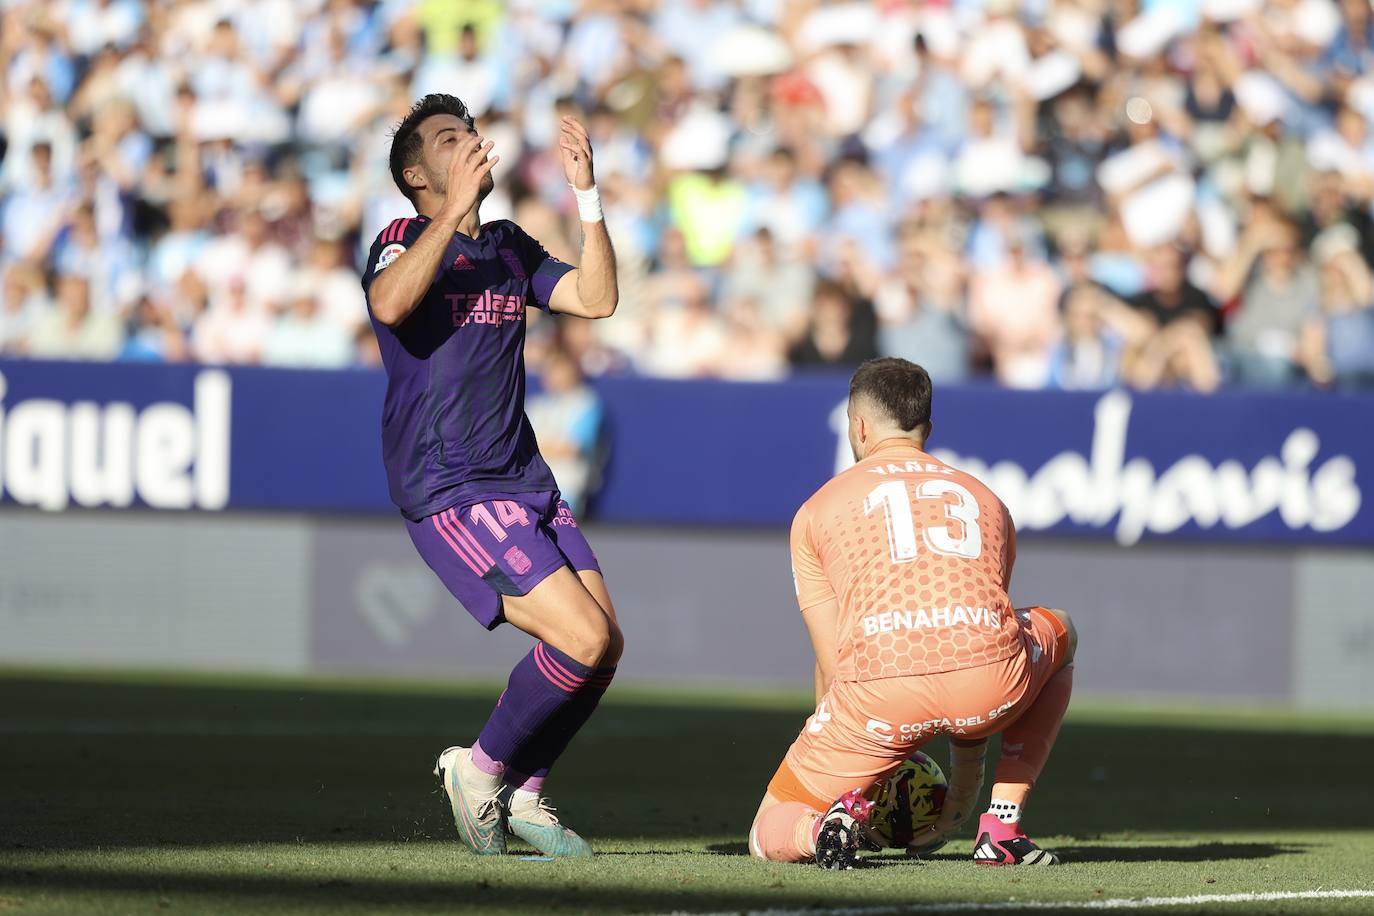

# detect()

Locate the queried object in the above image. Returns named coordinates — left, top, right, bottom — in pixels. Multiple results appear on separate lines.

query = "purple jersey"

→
left=361, top=217, right=575, bottom=521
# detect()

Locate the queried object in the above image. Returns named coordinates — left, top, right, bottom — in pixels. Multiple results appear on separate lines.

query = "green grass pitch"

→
left=2, top=668, right=1373, bottom=915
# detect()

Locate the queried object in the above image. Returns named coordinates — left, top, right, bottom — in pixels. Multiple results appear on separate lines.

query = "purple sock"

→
left=474, top=643, right=597, bottom=778
left=507, top=665, right=616, bottom=792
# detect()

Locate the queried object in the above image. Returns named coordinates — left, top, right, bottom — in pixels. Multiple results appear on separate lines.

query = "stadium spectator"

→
left=146, top=197, right=212, bottom=298
left=1048, top=282, right=1126, bottom=390
left=1301, top=224, right=1374, bottom=388
left=668, top=166, right=748, bottom=269
left=1, top=142, right=73, bottom=264
left=119, top=294, right=186, bottom=363
left=1215, top=214, right=1320, bottom=387
left=261, top=280, right=353, bottom=369
left=2, top=78, right=78, bottom=191
left=52, top=204, right=139, bottom=314
left=788, top=279, right=879, bottom=371
left=875, top=226, right=970, bottom=383
left=299, top=236, right=369, bottom=337
left=190, top=275, right=269, bottom=366
left=526, top=346, right=605, bottom=515
left=717, top=295, right=789, bottom=381
left=722, top=228, right=814, bottom=347
left=1123, top=244, right=1222, bottom=392
left=26, top=274, right=122, bottom=360
left=199, top=208, right=293, bottom=313
left=742, top=148, right=827, bottom=251
left=968, top=227, right=1063, bottom=388
left=0, top=262, right=48, bottom=355
left=1045, top=236, right=1144, bottom=390
left=640, top=275, right=728, bottom=379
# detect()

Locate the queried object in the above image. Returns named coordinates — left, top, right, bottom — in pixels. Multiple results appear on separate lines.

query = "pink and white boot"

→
left=813, top=789, right=875, bottom=870
left=971, top=812, right=1060, bottom=865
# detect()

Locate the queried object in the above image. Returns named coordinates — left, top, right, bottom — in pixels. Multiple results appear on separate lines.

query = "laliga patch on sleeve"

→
left=375, top=243, right=406, bottom=273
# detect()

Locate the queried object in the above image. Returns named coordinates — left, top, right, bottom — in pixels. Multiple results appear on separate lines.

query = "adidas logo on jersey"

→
left=453, top=254, right=476, bottom=270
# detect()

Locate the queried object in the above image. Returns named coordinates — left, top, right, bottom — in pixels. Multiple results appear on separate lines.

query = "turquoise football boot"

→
left=506, top=791, right=594, bottom=857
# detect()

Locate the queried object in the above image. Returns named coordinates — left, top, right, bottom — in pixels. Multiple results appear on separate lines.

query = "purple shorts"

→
left=406, top=491, right=601, bottom=630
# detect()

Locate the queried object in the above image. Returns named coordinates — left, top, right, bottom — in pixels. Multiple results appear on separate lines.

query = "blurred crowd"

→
left=4, top=0, right=1374, bottom=392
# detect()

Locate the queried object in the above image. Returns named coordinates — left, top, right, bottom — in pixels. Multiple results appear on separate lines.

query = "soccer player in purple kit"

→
left=360, top=94, right=621, bottom=857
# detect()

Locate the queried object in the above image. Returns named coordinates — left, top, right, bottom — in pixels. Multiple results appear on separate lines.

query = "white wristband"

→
left=570, top=184, right=603, bottom=223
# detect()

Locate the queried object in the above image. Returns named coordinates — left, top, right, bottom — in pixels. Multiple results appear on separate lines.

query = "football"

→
left=863, top=751, right=948, bottom=849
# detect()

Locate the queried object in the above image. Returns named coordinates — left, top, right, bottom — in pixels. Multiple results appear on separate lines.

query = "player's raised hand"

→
left=438, top=133, right=498, bottom=222
left=558, top=116, right=595, bottom=190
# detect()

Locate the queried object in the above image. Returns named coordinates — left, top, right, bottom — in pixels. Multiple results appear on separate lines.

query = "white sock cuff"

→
left=988, top=798, right=1022, bottom=824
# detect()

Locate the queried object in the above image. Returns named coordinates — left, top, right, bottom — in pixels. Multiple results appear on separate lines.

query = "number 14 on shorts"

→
left=469, top=500, right=532, bottom=541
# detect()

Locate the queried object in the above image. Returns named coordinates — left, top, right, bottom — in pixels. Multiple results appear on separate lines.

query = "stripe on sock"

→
left=535, top=643, right=590, bottom=689
left=533, top=644, right=581, bottom=692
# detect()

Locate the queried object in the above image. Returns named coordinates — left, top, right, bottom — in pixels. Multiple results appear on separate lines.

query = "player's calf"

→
left=749, top=790, right=872, bottom=868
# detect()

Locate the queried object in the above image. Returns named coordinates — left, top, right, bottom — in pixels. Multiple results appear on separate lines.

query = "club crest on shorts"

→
left=504, top=546, right=533, bottom=575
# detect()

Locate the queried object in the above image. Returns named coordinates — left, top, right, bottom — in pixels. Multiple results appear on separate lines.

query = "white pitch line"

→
left=675, top=889, right=1374, bottom=916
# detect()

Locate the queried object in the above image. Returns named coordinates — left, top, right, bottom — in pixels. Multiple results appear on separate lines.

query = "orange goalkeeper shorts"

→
left=767, top=606, right=1070, bottom=811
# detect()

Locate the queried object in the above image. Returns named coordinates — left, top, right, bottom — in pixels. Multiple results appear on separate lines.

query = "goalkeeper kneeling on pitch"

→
left=748, top=358, right=1078, bottom=870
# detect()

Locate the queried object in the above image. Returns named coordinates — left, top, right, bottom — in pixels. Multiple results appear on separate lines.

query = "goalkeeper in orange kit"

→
left=749, top=358, right=1077, bottom=869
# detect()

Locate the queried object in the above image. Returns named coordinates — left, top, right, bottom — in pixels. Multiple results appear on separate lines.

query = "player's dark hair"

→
left=849, top=358, right=933, bottom=435
left=389, top=94, right=475, bottom=205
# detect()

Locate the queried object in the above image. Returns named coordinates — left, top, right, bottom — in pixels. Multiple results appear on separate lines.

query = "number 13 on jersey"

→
left=864, top=479, right=983, bottom=563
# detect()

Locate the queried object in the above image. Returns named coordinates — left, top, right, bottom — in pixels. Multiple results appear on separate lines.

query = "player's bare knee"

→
left=564, top=612, right=613, bottom=667
left=748, top=800, right=777, bottom=860
left=602, top=619, right=625, bottom=668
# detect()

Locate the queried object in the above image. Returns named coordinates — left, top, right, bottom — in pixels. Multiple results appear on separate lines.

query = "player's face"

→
left=419, top=115, right=495, bottom=199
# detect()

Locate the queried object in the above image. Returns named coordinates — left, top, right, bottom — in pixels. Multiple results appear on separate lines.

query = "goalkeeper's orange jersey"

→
left=790, top=438, right=1022, bottom=682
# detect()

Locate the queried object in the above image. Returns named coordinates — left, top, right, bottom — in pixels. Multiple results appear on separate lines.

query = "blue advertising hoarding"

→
left=0, top=359, right=1368, bottom=545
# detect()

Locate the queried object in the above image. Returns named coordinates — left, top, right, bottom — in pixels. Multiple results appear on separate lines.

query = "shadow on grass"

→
left=2, top=673, right=1372, bottom=853
left=705, top=842, right=751, bottom=856
left=708, top=841, right=1314, bottom=864
left=873, top=841, right=1316, bottom=865
left=0, top=864, right=911, bottom=915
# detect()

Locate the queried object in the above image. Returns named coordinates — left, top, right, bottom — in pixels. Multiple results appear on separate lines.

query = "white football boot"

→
left=433, top=746, right=507, bottom=856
